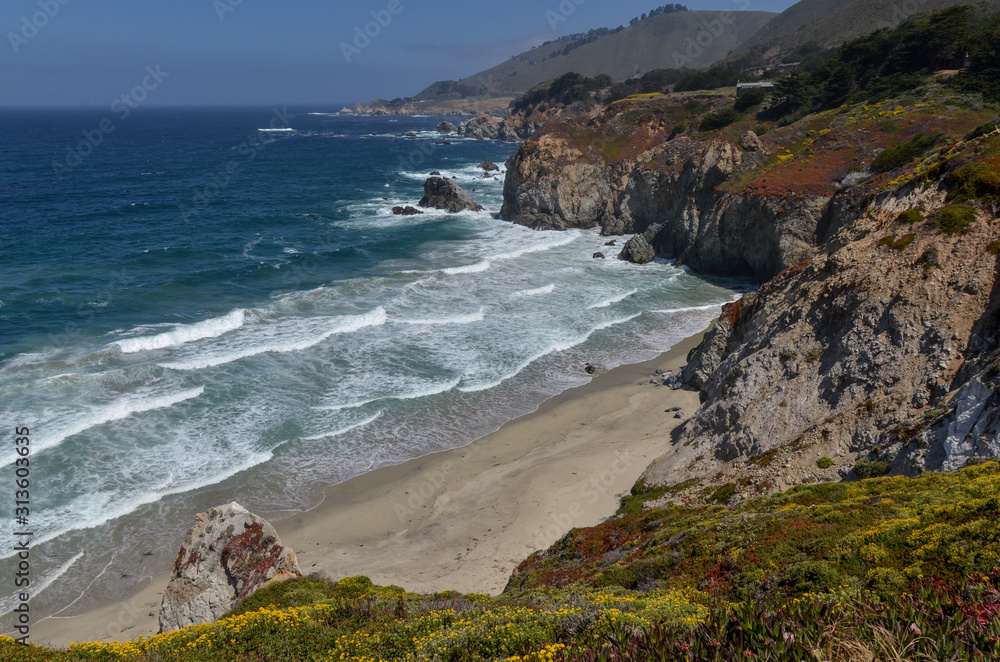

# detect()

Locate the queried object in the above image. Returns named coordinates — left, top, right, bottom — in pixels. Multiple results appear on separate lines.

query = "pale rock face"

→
left=942, top=376, right=1000, bottom=471
left=158, top=502, right=301, bottom=633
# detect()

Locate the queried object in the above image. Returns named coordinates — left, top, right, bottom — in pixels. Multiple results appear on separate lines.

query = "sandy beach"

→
left=33, top=331, right=706, bottom=647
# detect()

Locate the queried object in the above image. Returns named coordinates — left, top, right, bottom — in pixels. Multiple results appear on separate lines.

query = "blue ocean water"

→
left=0, top=107, right=743, bottom=626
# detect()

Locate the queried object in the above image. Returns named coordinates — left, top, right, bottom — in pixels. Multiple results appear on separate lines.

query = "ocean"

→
left=0, top=107, right=744, bottom=627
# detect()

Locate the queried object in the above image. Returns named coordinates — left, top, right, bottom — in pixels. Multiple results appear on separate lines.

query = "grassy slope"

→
left=738, top=0, right=1000, bottom=53
left=10, top=465, right=1000, bottom=660
left=453, top=11, right=775, bottom=96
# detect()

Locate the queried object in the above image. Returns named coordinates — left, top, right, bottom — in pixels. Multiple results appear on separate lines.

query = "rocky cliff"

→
left=501, top=95, right=836, bottom=280
left=638, top=111, right=1000, bottom=498
left=501, top=87, right=1000, bottom=496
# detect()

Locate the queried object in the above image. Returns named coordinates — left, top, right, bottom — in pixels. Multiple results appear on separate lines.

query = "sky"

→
left=0, top=0, right=798, bottom=107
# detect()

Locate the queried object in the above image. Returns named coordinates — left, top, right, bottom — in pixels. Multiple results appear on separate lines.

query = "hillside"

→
left=736, top=0, right=1000, bottom=58
left=454, top=10, right=775, bottom=97
left=8, top=465, right=1000, bottom=660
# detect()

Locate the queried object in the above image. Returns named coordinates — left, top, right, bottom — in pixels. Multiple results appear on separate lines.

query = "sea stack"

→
left=418, top=176, right=485, bottom=213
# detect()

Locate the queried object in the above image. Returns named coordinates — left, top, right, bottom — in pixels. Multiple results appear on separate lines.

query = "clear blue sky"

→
left=1, top=0, right=796, bottom=107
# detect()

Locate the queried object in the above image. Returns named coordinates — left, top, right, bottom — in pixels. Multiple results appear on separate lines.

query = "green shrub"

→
left=817, top=456, right=834, bottom=469
left=933, top=203, right=977, bottom=233
left=734, top=87, right=768, bottom=112
left=671, top=122, right=687, bottom=135
left=988, top=240, right=1000, bottom=254
left=804, top=347, right=823, bottom=363
left=854, top=456, right=891, bottom=478
left=699, top=107, right=741, bottom=131
left=897, top=208, right=925, bottom=224
left=709, top=483, right=736, bottom=504
left=781, top=560, right=847, bottom=593
left=753, top=123, right=771, bottom=136
left=870, top=133, right=939, bottom=173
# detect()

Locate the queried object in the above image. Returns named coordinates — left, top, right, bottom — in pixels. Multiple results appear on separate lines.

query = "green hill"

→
left=737, top=0, right=1000, bottom=55
left=445, top=10, right=775, bottom=97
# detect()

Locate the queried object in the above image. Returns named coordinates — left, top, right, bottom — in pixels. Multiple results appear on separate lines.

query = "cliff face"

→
left=501, top=97, right=840, bottom=280
left=642, top=130, right=1000, bottom=496
left=501, top=88, right=1000, bottom=495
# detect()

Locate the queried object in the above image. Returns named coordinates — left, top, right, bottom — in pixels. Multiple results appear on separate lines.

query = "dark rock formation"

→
left=479, top=160, right=500, bottom=172
left=436, top=121, right=457, bottom=134
left=159, top=503, right=301, bottom=633
left=619, top=234, right=656, bottom=264
left=418, top=177, right=484, bottom=213
left=392, top=206, right=424, bottom=216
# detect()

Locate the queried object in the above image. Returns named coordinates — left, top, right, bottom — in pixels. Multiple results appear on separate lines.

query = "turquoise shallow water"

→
left=0, top=108, right=746, bottom=626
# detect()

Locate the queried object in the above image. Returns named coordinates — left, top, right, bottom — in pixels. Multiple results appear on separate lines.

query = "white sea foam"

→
left=4, top=387, right=206, bottom=463
left=301, top=411, right=384, bottom=441
left=492, top=234, right=577, bottom=260
left=115, top=310, right=246, bottom=353
left=395, top=308, right=485, bottom=325
left=0, top=450, right=273, bottom=561
left=459, top=313, right=642, bottom=393
left=441, top=260, right=491, bottom=275
left=159, top=308, right=387, bottom=371
left=651, top=303, right=730, bottom=315
left=512, top=284, right=556, bottom=298
left=258, top=128, right=295, bottom=132
left=316, top=376, right=462, bottom=412
left=588, top=289, right=638, bottom=309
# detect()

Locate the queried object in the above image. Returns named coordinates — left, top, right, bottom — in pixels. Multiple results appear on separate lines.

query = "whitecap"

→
left=395, top=308, right=485, bottom=325
left=159, top=308, right=387, bottom=371
left=587, top=289, right=638, bottom=309
left=459, top=313, right=642, bottom=393
left=512, top=284, right=556, bottom=298
left=440, top=260, right=491, bottom=275
left=115, top=310, right=246, bottom=353
left=300, top=411, right=384, bottom=441
left=4, top=387, right=206, bottom=463
left=316, top=376, right=462, bottom=412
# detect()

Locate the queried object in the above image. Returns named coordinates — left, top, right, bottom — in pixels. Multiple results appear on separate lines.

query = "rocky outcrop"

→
left=618, top=233, right=656, bottom=264
left=418, top=177, right=484, bottom=213
left=479, top=160, right=500, bottom=173
left=500, top=103, right=826, bottom=280
left=642, top=177, right=1000, bottom=494
left=159, top=503, right=301, bottom=633
left=392, top=205, right=423, bottom=216
left=458, top=112, right=537, bottom=142
left=436, top=121, right=457, bottom=134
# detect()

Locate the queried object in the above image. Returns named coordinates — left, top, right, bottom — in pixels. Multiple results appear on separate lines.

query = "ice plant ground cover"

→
left=6, top=464, right=1000, bottom=660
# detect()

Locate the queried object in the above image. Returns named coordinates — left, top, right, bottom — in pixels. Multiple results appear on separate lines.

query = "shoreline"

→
left=32, top=330, right=707, bottom=647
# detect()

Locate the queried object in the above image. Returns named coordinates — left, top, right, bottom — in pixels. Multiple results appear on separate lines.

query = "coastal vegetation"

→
left=9, top=464, right=1000, bottom=660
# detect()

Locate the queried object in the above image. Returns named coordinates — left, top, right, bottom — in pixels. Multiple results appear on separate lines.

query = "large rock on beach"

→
left=418, top=177, right=484, bottom=213
left=158, top=502, right=301, bottom=633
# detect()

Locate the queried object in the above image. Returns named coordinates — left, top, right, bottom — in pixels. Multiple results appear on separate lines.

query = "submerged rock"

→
left=418, top=177, right=484, bottom=213
left=392, top=206, right=424, bottom=216
left=158, top=502, right=301, bottom=633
